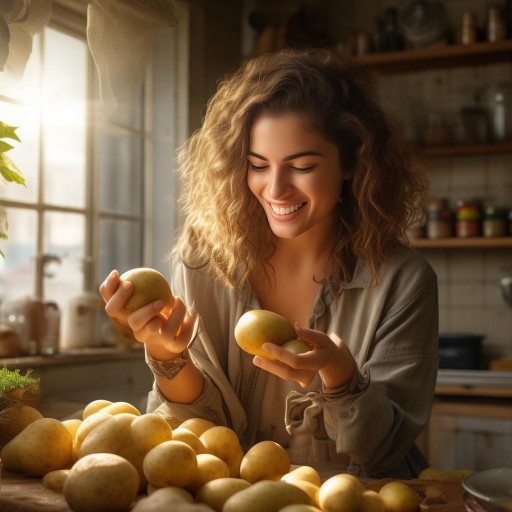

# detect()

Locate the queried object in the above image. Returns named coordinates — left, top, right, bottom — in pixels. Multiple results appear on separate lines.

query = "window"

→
left=0, top=6, right=145, bottom=310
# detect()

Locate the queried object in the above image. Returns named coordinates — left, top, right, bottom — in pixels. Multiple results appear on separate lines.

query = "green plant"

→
left=0, top=121, right=25, bottom=256
left=0, top=367, right=40, bottom=412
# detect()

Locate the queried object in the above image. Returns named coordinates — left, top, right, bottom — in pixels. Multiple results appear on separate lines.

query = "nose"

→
left=266, top=166, right=291, bottom=199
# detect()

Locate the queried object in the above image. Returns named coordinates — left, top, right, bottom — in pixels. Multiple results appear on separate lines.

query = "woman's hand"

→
left=99, top=269, right=197, bottom=359
left=252, top=325, right=356, bottom=389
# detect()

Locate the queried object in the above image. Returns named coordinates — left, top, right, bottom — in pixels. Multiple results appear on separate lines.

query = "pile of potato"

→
left=1, top=399, right=426, bottom=512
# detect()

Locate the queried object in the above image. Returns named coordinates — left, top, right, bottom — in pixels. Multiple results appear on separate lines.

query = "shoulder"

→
left=381, top=244, right=437, bottom=285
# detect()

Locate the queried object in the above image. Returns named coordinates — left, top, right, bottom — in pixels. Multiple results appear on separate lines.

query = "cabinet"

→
left=353, top=40, right=512, bottom=250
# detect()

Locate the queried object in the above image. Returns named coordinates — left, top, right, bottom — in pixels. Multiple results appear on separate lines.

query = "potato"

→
left=79, top=412, right=136, bottom=458
left=74, top=410, right=112, bottom=452
left=2, top=403, right=44, bottom=443
left=82, top=399, right=113, bottom=419
left=361, top=490, right=385, bottom=512
left=143, top=440, right=198, bottom=488
left=131, top=487, right=200, bottom=511
left=223, top=480, right=312, bottom=512
left=279, top=506, right=322, bottom=512
left=101, top=401, right=141, bottom=416
left=195, top=477, right=251, bottom=511
left=120, top=267, right=174, bottom=312
left=172, top=427, right=206, bottom=454
left=282, top=466, right=322, bottom=487
left=283, top=479, right=320, bottom=506
left=179, top=417, right=216, bottom=437
left=186, top=453, right=230, bottom=493
left=147, top=485, right=195, bottom=500
left=234, top=309, right=296, bottom=359
left=318, top=473, right=364, bottom=512
left=128, top=413, right=173, bottom=453
left=240, top=440, right=290, bottom=483
left=378, top=481, right=420, bottom=512
left=63, top=453, right=139, bottom=512
left=281, top=339, right=311, bottom=354
left=0, top=417, right=73, bottom=476
left=62, top=418, right=82, bottom=439
left=42, top=469, right=71, bottom=493
left=199, top=426, right=244, bottom=477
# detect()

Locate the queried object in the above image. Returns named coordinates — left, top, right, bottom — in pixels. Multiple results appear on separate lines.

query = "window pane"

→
left=0, top=35, right=41, bottom=203
left=0, top=208, right=37, bottom=303
left=42, top=28, right=87, bottom=208
left=99, top=219, right=142, bottom=281
left=43, top=212, right=85, bottom=308
left=98, top=130, right=143, bottom=216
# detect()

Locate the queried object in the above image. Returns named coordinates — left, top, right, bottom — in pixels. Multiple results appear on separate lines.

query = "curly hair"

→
left=172, top=48, right=427, bottom=295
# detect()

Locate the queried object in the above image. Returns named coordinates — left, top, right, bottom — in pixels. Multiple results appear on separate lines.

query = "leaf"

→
left=0, top=153, right=26, bottom=186
left=0, top=140, right=15, bottom=154
left=0, top=122, right=21, bottom=143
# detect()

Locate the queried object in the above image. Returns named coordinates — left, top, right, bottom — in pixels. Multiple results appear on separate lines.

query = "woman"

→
left=100, top=48, right=439, bottom=478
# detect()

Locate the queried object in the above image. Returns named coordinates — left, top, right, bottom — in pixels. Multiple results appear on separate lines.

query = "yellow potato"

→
left=234, top=309, right=296, bottom=360
left=361, top=490, right=385, bottom=512
left=82, top=399, right=112, bottom=419
left=318, top=473, right=364, bottom=512
left=378, top=481, right=421, bottom=512
left=146, top=484, right=194, bottom=500
left=199, top=426, right=244, bottom=477
left=42, top=469, right=71, bottom=493
left=282, top=466, right=322, bottom=487
left=0, top=417, right=73, bottom=476
left=186, top=453, right=231, bottom=493
left=63, top=453, right=139, bottom=512
left=143, top=440, right=198, bottom=488
left=223, top=480, right=312, bottom=512
left=172, top=427, right=206, bottom=454
left=2, top=403, right=44, bottom=443
left=101, top=401, right=141, bottom=416
left=62, top=418, right=82, bottom=439
left=132, top=487, right=198, bottom=511
left=120, top=267, right=174, bottom=312
left=74, top=410, right=112, bottom=452
left=283, top=479, right=320, bottom=506
left=281, top=339, right=311, bottom=354
left=79, top=412, right=137, bottom=458
left=128, top=413, right=173, bottom=453
left=279, top=506, right=322, bottom=512
left=240, top=440, right=291, bottom=483
left=179, top=417, right=216, bottom=437
left=195, top=477, right=252, bottom=511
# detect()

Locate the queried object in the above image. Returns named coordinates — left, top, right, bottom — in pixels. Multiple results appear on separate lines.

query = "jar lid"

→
left=484, top=206, right=506, bottom=219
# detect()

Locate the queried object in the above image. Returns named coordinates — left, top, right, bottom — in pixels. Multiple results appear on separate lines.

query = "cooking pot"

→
left=439, top=333, right=485, bottom=370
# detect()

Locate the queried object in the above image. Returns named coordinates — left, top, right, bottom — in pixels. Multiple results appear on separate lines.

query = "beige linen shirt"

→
left=147, top=243, right=439, bottom=478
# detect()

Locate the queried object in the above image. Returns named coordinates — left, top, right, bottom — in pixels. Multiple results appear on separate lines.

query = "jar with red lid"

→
left=456, top=200, right=481, bottom=238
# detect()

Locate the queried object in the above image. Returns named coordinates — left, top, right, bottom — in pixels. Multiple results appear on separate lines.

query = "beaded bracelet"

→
left=145, top=349, right=189, bottom=380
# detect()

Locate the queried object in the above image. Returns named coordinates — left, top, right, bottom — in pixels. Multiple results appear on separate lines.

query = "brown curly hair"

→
left=172, top=48, right=427, bottom=295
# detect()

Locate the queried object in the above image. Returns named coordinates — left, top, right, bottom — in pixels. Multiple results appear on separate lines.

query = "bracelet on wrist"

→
left=145, top=349, right=189, bottom=380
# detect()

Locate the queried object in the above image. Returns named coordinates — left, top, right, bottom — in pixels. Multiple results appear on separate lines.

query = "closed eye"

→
left=248, top=162, right=268, bottom=171
left=291, top=165, right=316, bottom=172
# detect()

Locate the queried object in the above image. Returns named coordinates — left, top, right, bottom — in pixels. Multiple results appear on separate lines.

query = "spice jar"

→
left=426, top=198, right=453, bottom=239
left=456, top=200, right=481, bottom=238
left=461, top=11, right=477, bottom=45
left=483, top=206, right=507, bottom=237
left=487, top=6, right=506, bottom=42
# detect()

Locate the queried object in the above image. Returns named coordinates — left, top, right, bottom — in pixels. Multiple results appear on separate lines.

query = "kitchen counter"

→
left=436, top=369, right=512, bottom=399
left=0, top=469, right=467, bottom=511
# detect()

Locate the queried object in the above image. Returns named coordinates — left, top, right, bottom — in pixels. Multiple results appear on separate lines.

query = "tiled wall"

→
left=377, top=64, right=512, bottom=363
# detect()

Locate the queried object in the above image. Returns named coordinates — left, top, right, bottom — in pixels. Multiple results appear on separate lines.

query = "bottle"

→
left=461, top=11, right=477, bottom=45
left=487, top=6, right=506, bottom=42
left=483, top=206, right=506, bottom=237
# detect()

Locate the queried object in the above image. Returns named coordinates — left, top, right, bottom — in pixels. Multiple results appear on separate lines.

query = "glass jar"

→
left=483, top=207, right=507, bottom=237
left=456, top=200, right=481, bottom=238
left=426, top=198, right=453, bottom=239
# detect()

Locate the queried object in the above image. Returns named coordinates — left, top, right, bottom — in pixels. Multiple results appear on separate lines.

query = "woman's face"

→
left=247, top=112, right=349, bottom=241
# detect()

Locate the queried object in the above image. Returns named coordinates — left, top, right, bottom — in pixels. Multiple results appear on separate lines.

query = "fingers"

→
left=253, top=355, right=315, bottom=388
left=99, top=269, right=120, bottom=302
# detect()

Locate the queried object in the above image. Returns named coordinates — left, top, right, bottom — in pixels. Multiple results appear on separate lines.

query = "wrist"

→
left=145, top=347, right=190, bottom=380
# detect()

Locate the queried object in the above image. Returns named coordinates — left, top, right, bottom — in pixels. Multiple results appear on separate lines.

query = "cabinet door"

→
left=427, top=401, right=512, bottom=470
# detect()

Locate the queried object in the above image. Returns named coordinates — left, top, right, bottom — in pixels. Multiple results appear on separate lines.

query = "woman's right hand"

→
left=99, top=269, right=198, bottom=359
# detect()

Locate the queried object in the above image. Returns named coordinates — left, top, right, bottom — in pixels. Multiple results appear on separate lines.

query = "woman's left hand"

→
left=252, top=325, right=356, bottom=389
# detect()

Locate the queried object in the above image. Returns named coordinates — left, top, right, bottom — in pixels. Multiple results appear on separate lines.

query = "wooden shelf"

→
left=411, top=237, right=512, bottom=249
left=422, top=141, right=512, bottom=158
left=352, top=39, right=512, bottom=73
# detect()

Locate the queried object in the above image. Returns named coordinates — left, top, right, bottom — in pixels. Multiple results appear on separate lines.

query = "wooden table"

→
left=0, top=469, right=467, bottom=512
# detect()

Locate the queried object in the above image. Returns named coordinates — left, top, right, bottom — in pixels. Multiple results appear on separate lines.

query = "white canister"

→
left=60, top=292, right=103, bottom=350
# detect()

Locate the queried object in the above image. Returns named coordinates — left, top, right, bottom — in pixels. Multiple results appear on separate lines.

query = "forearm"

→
left=154, top=360, right=204, bottom=403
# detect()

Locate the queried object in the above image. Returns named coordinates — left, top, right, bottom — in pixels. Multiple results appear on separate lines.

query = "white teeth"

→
left=271, top=203, right=303, bottom=215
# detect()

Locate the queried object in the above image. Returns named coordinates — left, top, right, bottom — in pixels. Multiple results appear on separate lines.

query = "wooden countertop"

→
left=0, top=469, right=467, bottom=512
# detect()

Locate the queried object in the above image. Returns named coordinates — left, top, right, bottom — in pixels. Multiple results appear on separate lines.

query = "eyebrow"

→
left=248, top=150, right=323, bottom=161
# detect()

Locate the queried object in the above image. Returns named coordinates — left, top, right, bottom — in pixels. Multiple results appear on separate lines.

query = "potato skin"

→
left=195, top=477, right=251, bottom=511
left=199, top=426, right=244, bottom=478
left=121, top=267, right=174, bottom=312
left=63, top=453, right=139, bottom=512
left=234, top=309, right=296, bottom=359
left=222, top=480, right=312, bottom=512
left=42, top=469, right=71, bottom=493
left=240, top=440, right=291, bottom=483
left=0, top=417, right=73, bottom=476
